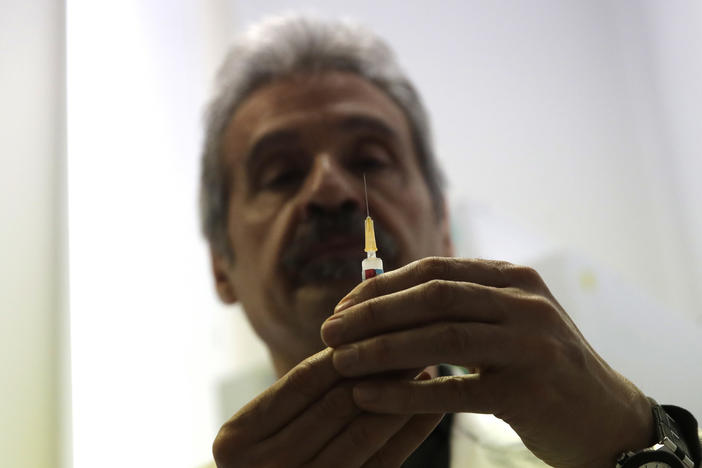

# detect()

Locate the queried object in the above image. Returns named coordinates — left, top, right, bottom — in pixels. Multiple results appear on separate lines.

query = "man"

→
left=199, top=15, right=700, bottom=468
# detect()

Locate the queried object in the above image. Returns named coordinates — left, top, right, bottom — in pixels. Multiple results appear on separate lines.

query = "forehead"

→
left=221, top=71, right=413, bottom=162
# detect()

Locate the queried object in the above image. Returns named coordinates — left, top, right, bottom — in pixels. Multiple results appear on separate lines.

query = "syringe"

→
left=362, top=174, right=384, bottom=281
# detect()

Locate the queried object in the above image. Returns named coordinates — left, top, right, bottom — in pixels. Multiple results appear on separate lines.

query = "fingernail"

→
left=334, top=296, right=354, bottom=313
left=321, top=316, right=344, bottom=346
left=333, top=345, right=359, bottom=371
left=354, top=384, right=379, bottom=404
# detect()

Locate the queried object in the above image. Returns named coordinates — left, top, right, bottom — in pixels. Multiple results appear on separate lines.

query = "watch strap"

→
left=662, top=404, right=701, bottom=468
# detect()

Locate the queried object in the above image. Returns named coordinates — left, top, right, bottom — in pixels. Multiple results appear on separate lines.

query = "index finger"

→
left=335, top=257, right=511, bottom=313
left=222, top=348, right=340, bottom=443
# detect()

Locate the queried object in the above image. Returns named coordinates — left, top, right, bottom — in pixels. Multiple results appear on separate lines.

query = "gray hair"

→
left=200, top=14, right=445, bottom=259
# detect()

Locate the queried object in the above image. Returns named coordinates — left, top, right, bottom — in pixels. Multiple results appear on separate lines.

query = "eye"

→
left=351, top=156, right=386, bottom=172
left=349, top=141, right=393, bottom=173
left=260, top=168, right=304, bottom=190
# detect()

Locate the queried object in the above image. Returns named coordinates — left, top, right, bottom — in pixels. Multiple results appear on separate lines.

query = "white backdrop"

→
left=1, top=1, right=697, bottom=467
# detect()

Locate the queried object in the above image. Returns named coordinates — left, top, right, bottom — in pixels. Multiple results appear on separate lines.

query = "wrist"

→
left=582, top=389, right=655, bottom=468
left=617, top=393, right=657, bottom=454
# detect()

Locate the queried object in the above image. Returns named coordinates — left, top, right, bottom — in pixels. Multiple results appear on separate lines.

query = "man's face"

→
left=214, top=71, right=452, bottom=367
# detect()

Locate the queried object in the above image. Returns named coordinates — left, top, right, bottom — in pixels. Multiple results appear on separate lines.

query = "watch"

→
left=616, top=399, right=695, bottom=468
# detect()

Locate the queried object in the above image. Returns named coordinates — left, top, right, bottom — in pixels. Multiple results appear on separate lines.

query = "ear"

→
left=439, top=198, right=455, bottom=257
left=210, top=249, right=238, bottom=304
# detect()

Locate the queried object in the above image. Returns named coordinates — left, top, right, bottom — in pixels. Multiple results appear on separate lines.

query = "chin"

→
left=295, top=277, right=358, bottom=314
left=292, top=280, right=356, bottom=339
left=288, top=279, right=356, bottom=353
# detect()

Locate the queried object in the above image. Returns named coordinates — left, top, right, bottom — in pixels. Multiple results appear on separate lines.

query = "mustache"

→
left=281, top=208, right=399, bottom=279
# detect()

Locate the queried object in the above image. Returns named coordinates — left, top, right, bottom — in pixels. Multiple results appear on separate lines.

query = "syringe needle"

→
left=363, top=173, right=370, bottom=218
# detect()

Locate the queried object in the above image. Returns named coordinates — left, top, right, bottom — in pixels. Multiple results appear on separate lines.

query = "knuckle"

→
left=487, top=259, right=514, bottom=269
left=422, top=279, right=453, bottom=309
left=483, top=259, right=514, bottom=286
left=503, top=264, right=544, bottom=288
left=370, top=272, right=387, bottom=297
left=361, top=297, right=382, bottom=327
left=515, top=291, right=552, bottom=317
left=416, top=256, right=450, bottom=281
left=524, top=294, right=559, bottom=324
left=525, top=291, right=550, bottom=308
left=479, top=283, right=506, bottom=317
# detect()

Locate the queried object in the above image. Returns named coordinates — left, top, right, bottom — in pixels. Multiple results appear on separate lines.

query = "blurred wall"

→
left=66, top=1, right=238, bottom=467
left=0, top=0, right=67, bottom=467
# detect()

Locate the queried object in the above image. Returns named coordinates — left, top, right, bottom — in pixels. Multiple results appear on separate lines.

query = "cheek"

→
left=399, top=172, right=442, bottom=252
left=404, top=189, right=439, bottom=249
left=228, top=186, right=281, bottom=259
left=228, top=194, right=297, bottom=289
left=375, top=180, right=439, bottom=260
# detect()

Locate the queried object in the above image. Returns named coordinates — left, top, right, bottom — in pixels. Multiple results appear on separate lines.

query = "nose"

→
left=298, top=154, right=362, bottom=219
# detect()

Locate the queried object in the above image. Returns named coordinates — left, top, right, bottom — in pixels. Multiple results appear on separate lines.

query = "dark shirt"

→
left=402, top=412, right=453, bottom=468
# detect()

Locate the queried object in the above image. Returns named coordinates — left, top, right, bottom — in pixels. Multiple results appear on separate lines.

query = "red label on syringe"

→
left=363, top=268, right=384, bottom=281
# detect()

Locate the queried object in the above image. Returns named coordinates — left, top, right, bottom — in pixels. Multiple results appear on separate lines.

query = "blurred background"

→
left=1, top=1, right=701, bottom=467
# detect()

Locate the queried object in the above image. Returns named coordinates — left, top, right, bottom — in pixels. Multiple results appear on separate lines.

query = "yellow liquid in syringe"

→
left=361, top=176, right=383, bottom=281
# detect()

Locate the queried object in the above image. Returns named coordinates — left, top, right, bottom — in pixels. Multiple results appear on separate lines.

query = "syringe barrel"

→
left=362, top=255, right=384, bottom=281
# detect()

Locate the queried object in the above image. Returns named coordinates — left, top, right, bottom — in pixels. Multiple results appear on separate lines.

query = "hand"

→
left=320, top=257, right=655, bottom=468
left=212, top=348, right=444, bottom=468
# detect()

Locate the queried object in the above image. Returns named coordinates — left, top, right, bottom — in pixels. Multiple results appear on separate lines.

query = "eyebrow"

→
left=245, top=129, right=300, bottom=176
left=339, top=115, right=398, bottom=140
